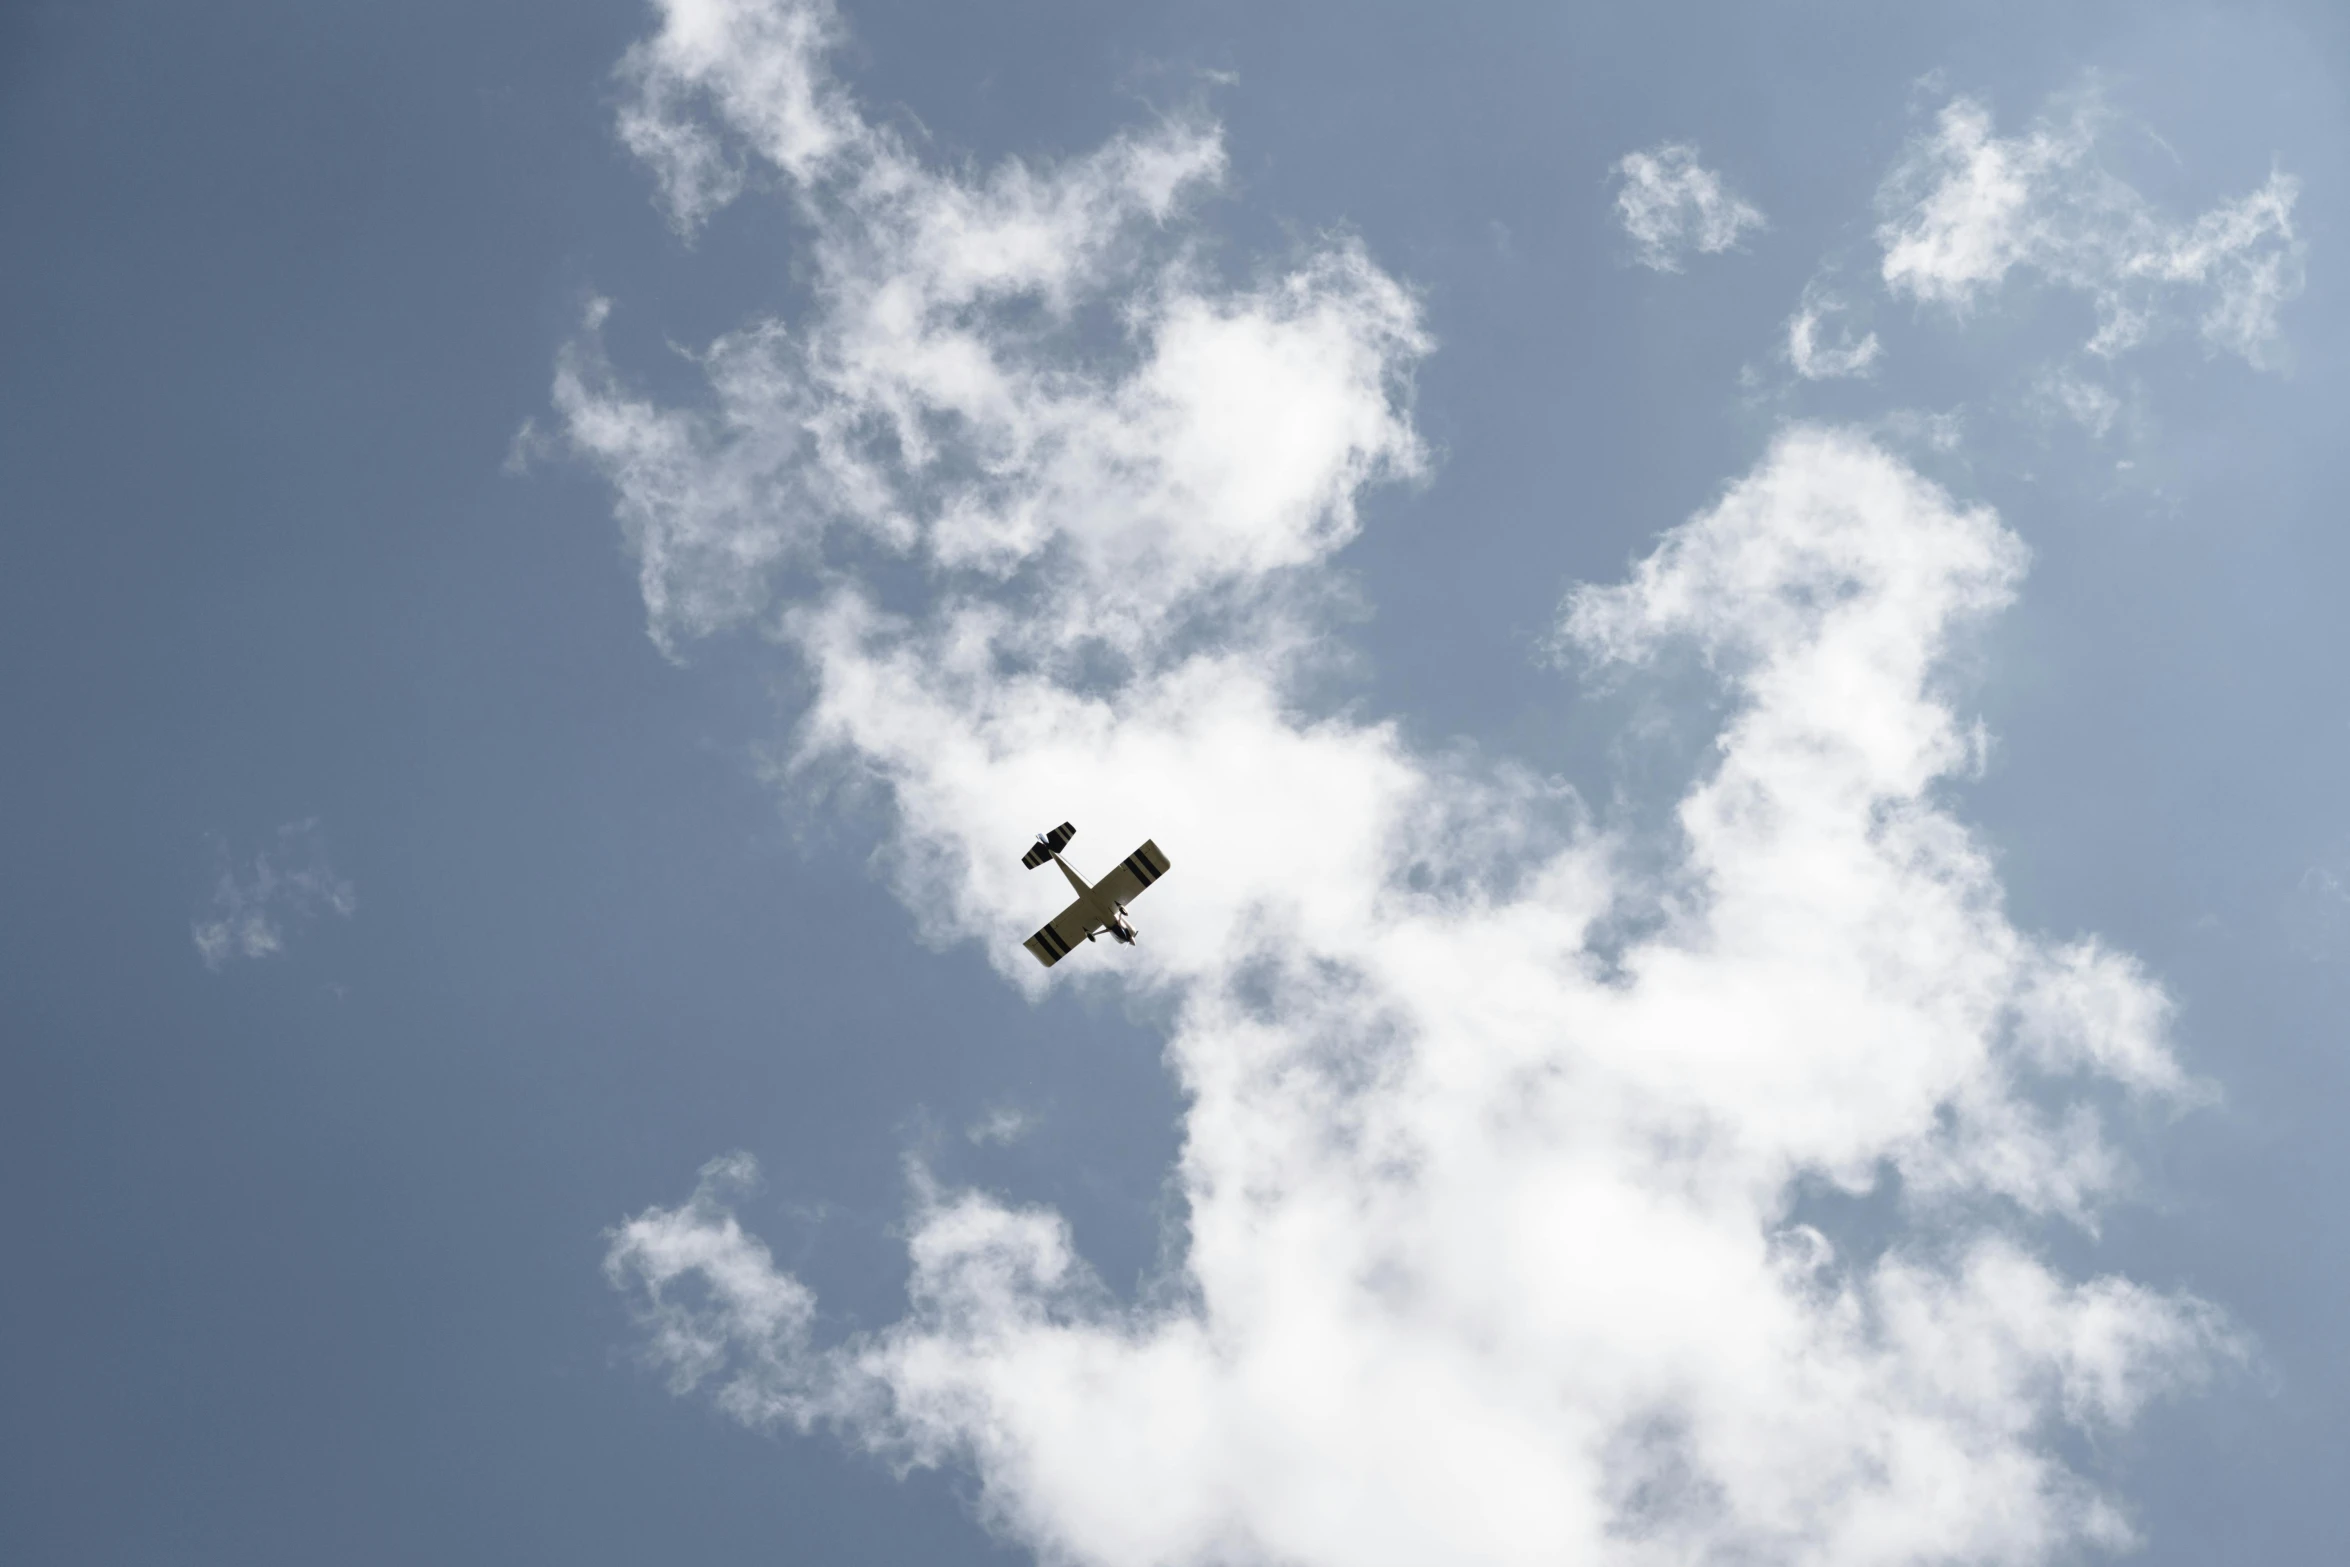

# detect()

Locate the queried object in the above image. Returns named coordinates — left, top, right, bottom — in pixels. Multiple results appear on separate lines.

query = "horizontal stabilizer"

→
left=1021, top=821, right=1077, bottom=869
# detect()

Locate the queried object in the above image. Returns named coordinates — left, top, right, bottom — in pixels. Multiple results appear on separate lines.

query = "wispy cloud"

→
left=965, top=1105, right=1036, bottom=1146
left=2285, top=843, right=2350, bottom=962
left=192, top=818, right=355, bottom=970
left=1877, top=93, right=2304, bottom=367
left=1786, top=283, right=1883, bottom=379
left=558, top=4, right=2229, bottom=1560
left=1612, top=143, right=1765, bottom=271
left=615, top=0, right=862, bottom=235
left=2031, top=365, right=2128, bottom=440
left=556, top=0, right=1406, bottom=660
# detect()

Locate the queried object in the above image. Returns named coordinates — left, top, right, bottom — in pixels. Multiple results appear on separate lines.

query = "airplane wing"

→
left=1090, top=839, right=1172, bottom=911
left=1023, top=896, right=1103, bottom=968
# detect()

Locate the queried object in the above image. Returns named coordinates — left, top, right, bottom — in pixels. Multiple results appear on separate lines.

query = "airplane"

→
left=1019, top=822, right=1172, bottom=968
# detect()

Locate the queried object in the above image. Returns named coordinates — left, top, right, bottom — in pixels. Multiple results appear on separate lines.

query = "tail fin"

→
left=1021, top=822, right=1076, bottom=869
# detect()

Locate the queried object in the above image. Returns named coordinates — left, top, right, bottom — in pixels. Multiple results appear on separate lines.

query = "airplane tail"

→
left=1021, top=822, right=1076, bottom=869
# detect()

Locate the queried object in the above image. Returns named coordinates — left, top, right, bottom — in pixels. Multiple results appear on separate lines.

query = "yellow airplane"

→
left=1020, top=822, right=1172, bottom=967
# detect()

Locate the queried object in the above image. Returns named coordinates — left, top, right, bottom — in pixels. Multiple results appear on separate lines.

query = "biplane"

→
left=1019, top=822, right=1172, bottom=967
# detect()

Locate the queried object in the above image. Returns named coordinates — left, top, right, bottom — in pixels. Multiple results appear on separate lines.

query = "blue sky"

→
left=4, top=2, right=2347, bottom=1563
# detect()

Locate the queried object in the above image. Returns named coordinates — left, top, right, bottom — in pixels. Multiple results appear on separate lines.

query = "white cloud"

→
left=192, top=818, right=355, bottom=970
left=1612, top=143, right=1766, bottom=272
left=560, top=4, right=2229, bottom=1561
left=560, top=0, right=1410, bottom=658
left=1786, top=285, right=1883, bottom=379
left=1877, top=94, right=2305, bottom=367
left=615, top=0, right=864, bottom=234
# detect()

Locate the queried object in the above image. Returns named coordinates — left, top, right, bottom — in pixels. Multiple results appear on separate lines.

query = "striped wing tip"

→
left=1024, top=923, right=1076, bottom=967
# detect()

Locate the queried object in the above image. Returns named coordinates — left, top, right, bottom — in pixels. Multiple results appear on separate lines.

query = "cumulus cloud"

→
left=1612, top=143, right=1766, bottom=271
left=192, top=818, right=355, bottom=970
left=1877, top=94, right=2305, bottom=367
left=557, top=4, right=2227, bottom=1561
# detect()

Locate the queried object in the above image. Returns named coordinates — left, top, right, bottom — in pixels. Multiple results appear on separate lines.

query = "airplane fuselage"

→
left=1051, top=852, right=1137, bottom=943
